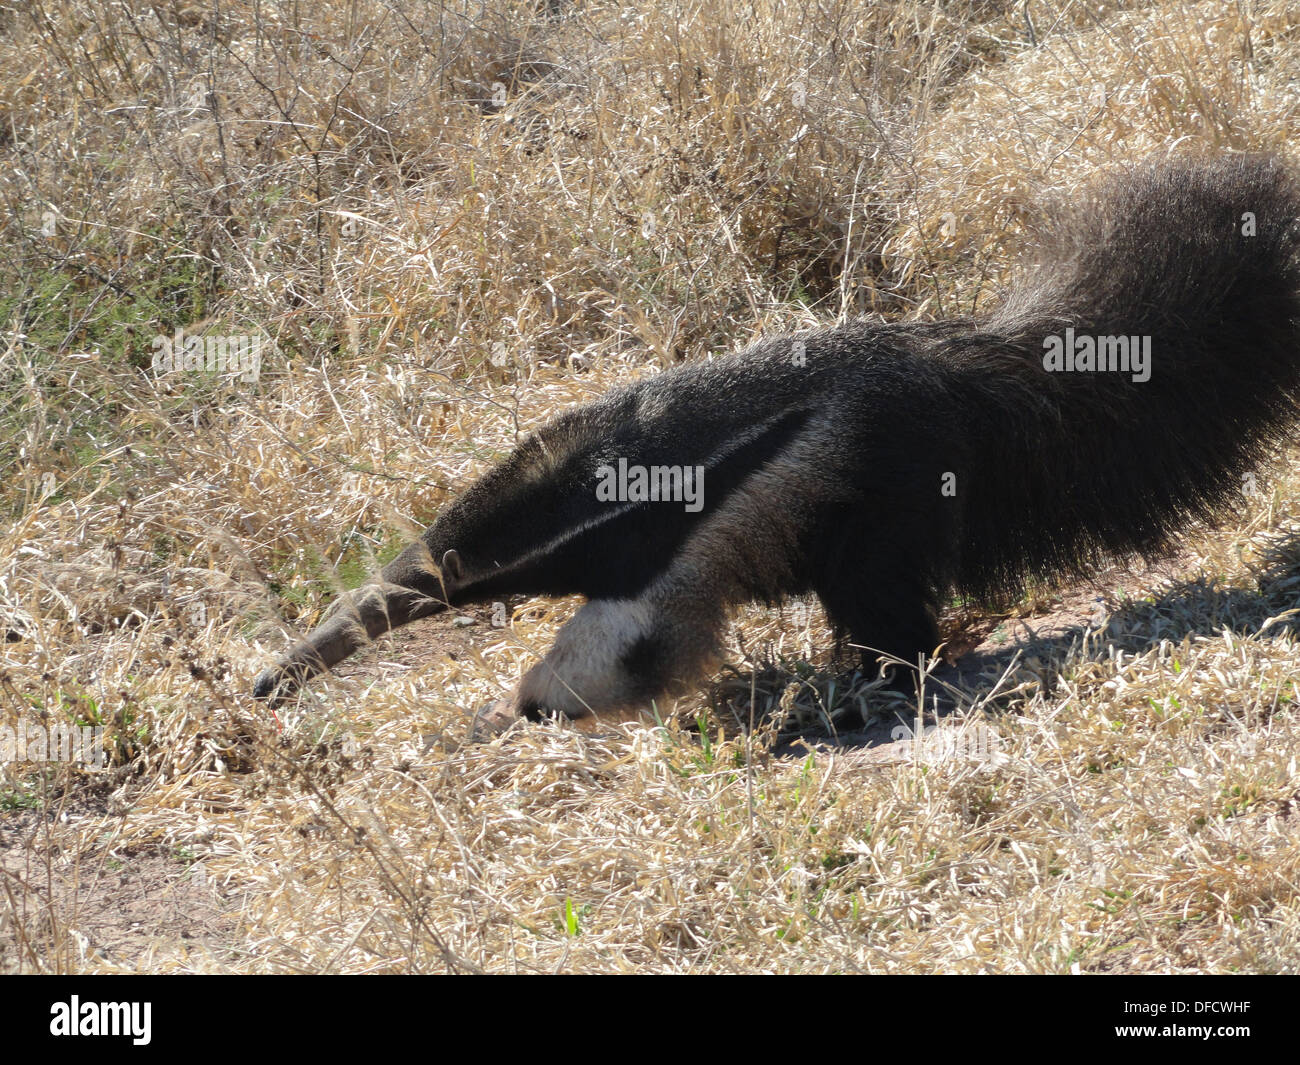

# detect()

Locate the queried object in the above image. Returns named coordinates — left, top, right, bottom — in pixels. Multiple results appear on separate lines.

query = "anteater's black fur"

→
left=254, top=153, right=1300, bottom=721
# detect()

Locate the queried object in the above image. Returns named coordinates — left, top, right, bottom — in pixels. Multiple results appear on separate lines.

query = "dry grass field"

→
left=1, top=0, right=1299, bottom=973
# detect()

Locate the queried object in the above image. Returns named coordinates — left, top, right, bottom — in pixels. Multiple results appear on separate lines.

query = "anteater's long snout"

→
left=252, top=579, right=449, bottom=705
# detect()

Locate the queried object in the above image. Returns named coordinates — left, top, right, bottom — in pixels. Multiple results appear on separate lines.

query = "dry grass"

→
left=1, top=0, right=1298, bottom=973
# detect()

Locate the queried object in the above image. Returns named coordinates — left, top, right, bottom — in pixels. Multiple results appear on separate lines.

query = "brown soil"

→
left=0, top=791, right=243, bottom=973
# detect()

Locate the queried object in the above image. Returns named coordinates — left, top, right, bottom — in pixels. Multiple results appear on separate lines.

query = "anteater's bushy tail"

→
left=953, top=153, right=1300, bottom=602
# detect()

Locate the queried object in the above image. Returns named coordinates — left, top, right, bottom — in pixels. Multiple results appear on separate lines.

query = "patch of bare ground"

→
left=1, top=789, right=244, bottom=973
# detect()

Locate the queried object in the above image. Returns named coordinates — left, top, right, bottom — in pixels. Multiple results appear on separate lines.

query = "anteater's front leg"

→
left=497, top=584, right=729, bottom=724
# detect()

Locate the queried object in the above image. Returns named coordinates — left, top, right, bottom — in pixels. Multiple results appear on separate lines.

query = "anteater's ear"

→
left=441, top=549, right=464, bottom=582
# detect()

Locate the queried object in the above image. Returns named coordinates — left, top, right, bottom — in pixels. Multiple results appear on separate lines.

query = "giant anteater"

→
left=254, top=153, right=1300, bottom=726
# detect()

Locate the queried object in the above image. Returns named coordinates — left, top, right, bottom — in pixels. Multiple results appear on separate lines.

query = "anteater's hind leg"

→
left=816, top=577, right=940, bottom=685
left=811, top=520, right=946, bottom=712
